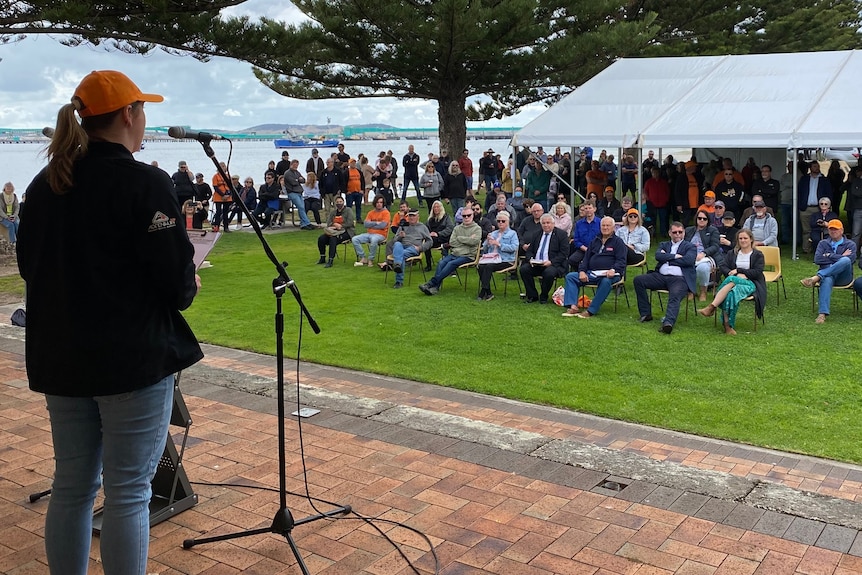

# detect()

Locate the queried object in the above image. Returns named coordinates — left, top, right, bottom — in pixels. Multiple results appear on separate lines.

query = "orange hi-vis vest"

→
left=347, top=168, right=362, bottom=193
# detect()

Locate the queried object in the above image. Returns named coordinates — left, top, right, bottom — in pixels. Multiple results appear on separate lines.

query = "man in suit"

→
left=633, top=221, right=697, bottom=334
left=798, top=161, right=833, bottom=253
left=519, top=213, right=568, bottom=303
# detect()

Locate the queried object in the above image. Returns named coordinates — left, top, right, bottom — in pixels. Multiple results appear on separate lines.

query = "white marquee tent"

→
left=511, top=50, right=862, bottom=257
left=511, top=50, right=862, bottom=150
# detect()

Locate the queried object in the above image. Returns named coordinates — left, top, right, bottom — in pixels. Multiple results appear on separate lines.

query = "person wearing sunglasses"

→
left=616, top=208, right=650, bottom=265
left=419, top=207, right=482, bottom=296
left=684, top=209, right=721, bottom=301
left=634, top=222, right=697, bottom=334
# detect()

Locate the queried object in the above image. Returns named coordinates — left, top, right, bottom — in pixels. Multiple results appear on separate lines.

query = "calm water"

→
left=0, top=138, right=523, bottom=192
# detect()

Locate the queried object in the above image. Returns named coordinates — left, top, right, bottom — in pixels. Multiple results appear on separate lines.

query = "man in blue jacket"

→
left=802, top=219, right=856, bottom=324
left=561, top=217, right=627, bottom=318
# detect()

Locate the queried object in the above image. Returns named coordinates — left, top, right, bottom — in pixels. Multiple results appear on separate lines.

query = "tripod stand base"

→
left=182, top=504, right=351, bottom=575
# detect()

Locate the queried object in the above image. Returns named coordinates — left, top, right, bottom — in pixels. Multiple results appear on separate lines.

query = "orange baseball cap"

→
left=73, top=70, right=163, bottom=117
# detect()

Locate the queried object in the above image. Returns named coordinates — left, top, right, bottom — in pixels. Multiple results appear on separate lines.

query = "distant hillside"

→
left=245, top=123, right=396, bottom=133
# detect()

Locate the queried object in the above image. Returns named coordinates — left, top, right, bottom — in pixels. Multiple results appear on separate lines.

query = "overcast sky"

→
left=0, top=1, right=545, bottom=132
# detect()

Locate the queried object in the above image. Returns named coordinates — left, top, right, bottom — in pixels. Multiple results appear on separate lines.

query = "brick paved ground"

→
left=2, top=329, right=862, bottom=574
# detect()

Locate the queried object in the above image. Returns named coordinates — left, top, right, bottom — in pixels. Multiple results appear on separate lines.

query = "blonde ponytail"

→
left=45, top=102, right=88, bottom=195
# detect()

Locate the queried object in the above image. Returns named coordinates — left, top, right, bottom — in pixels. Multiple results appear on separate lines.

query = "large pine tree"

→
left=4, top=0, right=861, bottom=152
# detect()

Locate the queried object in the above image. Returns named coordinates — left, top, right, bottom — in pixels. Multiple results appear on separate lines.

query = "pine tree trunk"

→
left=438, top=97, right=467, bottom=162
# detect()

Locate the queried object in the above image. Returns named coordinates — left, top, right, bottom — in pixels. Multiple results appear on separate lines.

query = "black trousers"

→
left=318, top=232, right=350, bottom=258
left=519, top=262, right=563, bottom=301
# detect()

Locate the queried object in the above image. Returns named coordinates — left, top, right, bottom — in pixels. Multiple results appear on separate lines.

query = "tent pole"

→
left=636, top=147, right=643, bottom=216
left=570, top=147, right=576, bottom=207
left=792, top=150, right=799, bottom=260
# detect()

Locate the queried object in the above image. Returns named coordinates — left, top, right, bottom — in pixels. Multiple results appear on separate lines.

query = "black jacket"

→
left=525, top=227, right=569, bottom=271
left=258, top=181, right=280, bottom=202
left=684, top=224, right=721, bottom=259
left=18, top=142, right=202, bottom=396
left=719, top=249, right=766, bottom=318
left=443, top=173, right=468, bottom=200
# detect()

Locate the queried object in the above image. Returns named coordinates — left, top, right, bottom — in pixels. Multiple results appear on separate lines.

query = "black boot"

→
left=316, top=254, right=326, bottom=264
left=324, top=258, right=334, bottom=268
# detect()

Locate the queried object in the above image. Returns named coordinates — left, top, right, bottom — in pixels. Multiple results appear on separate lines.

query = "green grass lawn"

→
left=184, top=220, right=862, bottom=464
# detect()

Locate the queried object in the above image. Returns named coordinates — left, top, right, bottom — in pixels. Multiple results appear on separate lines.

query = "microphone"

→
left=167, top=126, right=225, bottom=142
left=42, top=127, right=55, bottom=138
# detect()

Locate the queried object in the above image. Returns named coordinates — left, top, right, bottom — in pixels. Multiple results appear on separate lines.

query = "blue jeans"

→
left=346, top=192, right=364, bottom=221
left=817, top=256, right=853, bottom=314
left=563, top=271, right=620, bottom=315
left=45, top=376, right=174, bottom=575
left=287, top=192, right=311, bottom=227
left=449, top=198, right=465, bottom=212
left=484, top=176, right=496, bottom=194
left=392, top=243, right=420, bottom=283
left=401, top=176, right=421, bottom=201
left=352, top=233, right=386, bottom=260
left=429, top=254, right=470, bottom=287
left=0, top=217, right=18, bottom=243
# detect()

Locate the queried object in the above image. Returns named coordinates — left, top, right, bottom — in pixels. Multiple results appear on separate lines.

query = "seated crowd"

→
left=174, top=145, right=862, bottom=330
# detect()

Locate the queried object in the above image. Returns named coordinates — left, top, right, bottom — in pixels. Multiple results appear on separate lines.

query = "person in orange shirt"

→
left=211, top=161, right=232, bottom=232
left=351, top=195, right=390, bottom=266
left=585, top=160, right=607, bottom=196
left=698, top=190, right=717, bottom=215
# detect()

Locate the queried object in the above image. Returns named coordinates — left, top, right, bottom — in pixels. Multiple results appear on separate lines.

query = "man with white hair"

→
left=519, top=213, right=568, bottom=304
left=561, top=217, right=627, bottom=318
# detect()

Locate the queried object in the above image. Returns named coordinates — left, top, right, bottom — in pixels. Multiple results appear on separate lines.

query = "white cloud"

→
left=0, top=27, right=548, bottom=132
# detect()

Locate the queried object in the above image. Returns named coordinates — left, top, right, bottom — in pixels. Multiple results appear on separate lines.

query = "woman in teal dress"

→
left=698, top=228, right=766, bottom=335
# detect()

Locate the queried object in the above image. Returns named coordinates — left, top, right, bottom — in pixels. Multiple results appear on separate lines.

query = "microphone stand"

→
left=181, top=139, right=351, bottom=573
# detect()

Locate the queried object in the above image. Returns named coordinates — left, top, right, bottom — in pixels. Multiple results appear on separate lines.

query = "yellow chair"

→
left=336, top=238, right=353, bottom=263
left=577, top=274, right=629, bottom=312
left=492, top=260, right=522, bottom=298
left=627, top=254, right=648, bottom=277
left=383, top=253, right=427, bottom=286
left=651, top=289, right=694, bottom=321
left=811, top=277, right=858, bottom=314
left=453, top=244, right=483, bottom=291
left=712, top=295, right=762, bottom=331
left=759, top=246, right=786, bottom=305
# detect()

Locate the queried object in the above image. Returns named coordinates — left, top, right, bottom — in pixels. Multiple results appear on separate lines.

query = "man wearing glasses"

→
left=390, top=209, right=432, bottom=289
left=419, top=208, right=482, bottom=295
left=633, top=222, right=697, bottom=334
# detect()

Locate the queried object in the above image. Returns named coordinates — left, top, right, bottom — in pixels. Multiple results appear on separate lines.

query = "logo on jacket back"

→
left=148, top=211, right=177, bottom=232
